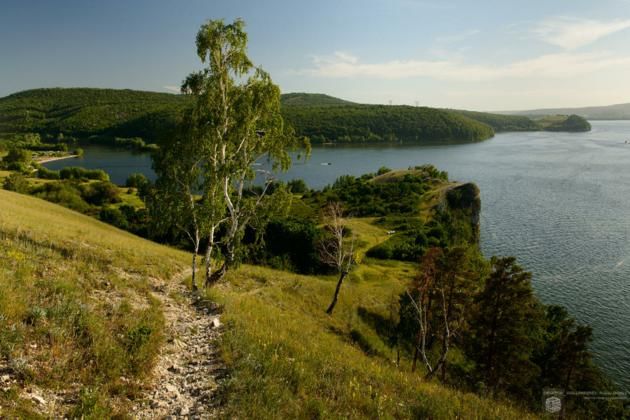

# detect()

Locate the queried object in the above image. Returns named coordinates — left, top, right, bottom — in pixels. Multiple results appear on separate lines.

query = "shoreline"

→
left=36, top=154, right=79, bottom=164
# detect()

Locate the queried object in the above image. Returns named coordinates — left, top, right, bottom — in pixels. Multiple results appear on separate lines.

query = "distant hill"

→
left=0, top=88, right=590, bottom=146
left=504, top=102, right=630, bottom=120
left=0, top=88, right=495, bottom=144
left=280, top=92, right=356, bottom=107
left=282, top=104, right=494, bottom=143
left=449, top=109, right=540, bottom=132
left=0, top=88, right=186, bottom=142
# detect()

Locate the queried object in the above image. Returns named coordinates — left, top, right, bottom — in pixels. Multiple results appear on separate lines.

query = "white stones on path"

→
left=133, top=273, right=226, bottom=419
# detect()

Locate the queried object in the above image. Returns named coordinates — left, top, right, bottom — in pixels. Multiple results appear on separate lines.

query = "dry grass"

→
left=0, top=190, right=189, bottom=417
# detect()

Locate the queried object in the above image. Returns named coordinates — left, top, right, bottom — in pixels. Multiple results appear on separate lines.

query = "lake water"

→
left=45, top=121, right=630, bottom=389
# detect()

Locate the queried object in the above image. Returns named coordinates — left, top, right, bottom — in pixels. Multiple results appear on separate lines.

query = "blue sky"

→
left=2, top=0, right=630, bottom=110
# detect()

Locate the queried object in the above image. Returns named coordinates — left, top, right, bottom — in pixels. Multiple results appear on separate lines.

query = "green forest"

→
left=0, top=88, right=590, bottom=149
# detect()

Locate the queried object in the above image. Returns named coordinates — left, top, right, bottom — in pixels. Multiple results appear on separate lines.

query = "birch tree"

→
left=171, top=18, right=307, bottom=286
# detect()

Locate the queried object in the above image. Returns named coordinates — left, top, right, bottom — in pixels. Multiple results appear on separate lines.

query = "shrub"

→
left=33, top=182, right=90, bottom=213
left=4, top=148, right=32, bottom=165
left=37, top=167, right=61, bottom=179
left=99, top=207, right=129, bottom=229
left=3, top=173, right=30, bottom=193
left=125, top=173, right=149, bottom=189
left=60, top=167, right=109, bottom=181
left=81, top=182, right=121, bottom=206
left=287, top=179, right=308, bottom=194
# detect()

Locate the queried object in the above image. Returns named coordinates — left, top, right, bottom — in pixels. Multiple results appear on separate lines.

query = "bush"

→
left=287, top=179, right=308, bottom=194
left=81, top=182, right=121, bottom=206
left=3, top=173, right=30, bottom=193
left=4, top=148, right=32, bottom=165
left=60, top=167, right=109, bottom=181
left=33, top=182, right=90, bottom=213
left=37, top=167, right=61, bottom=180
left=99, top=207, right=129, bottom=229
left=125, top=173, right=149, bottom=189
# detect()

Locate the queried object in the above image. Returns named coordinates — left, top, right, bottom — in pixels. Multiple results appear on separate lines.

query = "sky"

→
left=1, top=0, right=630, bottom=110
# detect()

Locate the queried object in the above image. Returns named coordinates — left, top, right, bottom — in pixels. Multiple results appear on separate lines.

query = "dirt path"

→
left=132, top=271, right=226, bottom=419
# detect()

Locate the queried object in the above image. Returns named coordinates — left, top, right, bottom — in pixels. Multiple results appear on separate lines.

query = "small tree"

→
left=319, top=202, right=356, bottom=315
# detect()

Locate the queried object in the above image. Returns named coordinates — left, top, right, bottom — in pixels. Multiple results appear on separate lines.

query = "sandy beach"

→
left=35, top=154, right=79, bottom=164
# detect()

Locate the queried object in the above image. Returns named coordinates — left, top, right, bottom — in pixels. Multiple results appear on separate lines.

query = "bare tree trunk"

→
left=204, top=240, right=213, bottom=286
left=191, top=250, right=198, bottom=291
left=412, top=329, right=422, bottom=372
left=326, top=271, right=347, bottom=315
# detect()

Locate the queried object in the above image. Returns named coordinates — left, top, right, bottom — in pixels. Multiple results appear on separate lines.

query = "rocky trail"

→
left=132, top=271, right=227, bottom=419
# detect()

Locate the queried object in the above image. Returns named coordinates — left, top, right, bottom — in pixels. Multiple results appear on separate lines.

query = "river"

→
left=45, top=120, right=630, bottom=389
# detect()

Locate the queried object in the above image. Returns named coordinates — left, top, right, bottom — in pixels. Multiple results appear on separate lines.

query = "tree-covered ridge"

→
left=282, top=105, right=495, bottom=143
left=450, top=109, right=541, bottom=132
left=0, top=89, right=590, bottom=146
left=0, top=88, right=187, bottom=142
left=280, top=92, right=356, bottom=107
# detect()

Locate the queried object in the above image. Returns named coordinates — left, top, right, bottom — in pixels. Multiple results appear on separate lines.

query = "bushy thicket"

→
left=31, top=181, right=121, bottom=213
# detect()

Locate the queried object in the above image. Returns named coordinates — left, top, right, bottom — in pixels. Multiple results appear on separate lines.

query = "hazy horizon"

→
left=2, top=0, right=630, bottom=110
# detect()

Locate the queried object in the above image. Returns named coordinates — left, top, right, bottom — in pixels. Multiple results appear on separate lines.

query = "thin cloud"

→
left=301, top=51, right=630, bottom=81
left=532, top=17, right=630, bottom=50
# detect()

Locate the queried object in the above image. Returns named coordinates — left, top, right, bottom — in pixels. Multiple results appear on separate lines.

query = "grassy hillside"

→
left=0, top=187, right=535, bottom=418
left=208, top=263, right=534, bottom=419
left=506, top=102, right=630, bottom=120
left=0, top=189, right=190, bottom=417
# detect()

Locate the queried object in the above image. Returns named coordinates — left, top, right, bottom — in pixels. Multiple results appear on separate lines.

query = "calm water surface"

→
left=46, top=121, right=630, bottom=389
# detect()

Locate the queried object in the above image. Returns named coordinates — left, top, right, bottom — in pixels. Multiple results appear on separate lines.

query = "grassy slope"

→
left=0, top=189, right=535, bottom=418
left=209, top=262, right=534, bottom=419
left=0, top=190, right=189, bottom=417
left=205, top=212, right=535, bottom=419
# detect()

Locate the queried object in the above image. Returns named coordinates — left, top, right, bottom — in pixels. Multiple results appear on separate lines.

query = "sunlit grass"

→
left=0, top=190, right=189, bottom=417
left=208, top=262, right=535, bottom=419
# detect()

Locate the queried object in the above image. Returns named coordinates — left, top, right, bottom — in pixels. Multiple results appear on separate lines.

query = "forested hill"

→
left=0, top=88, right=589, bottom=145
left=505, top=102, right=630, bottom=120
left=280, top=92, right=356, bottom=107
left=282, top=105, right=494, bottom=143
left=0, top=88, right=187, bottom=142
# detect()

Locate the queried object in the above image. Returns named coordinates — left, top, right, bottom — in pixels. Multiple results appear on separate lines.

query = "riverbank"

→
left=35, top=154, right=79, bottom=164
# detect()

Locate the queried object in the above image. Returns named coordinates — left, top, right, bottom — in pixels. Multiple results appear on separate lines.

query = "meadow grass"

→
left=0, top=189, right=189, bottom=417
left=207, top=232, right=537, bottom=419
left=0, top=189, right=537, bottom=418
